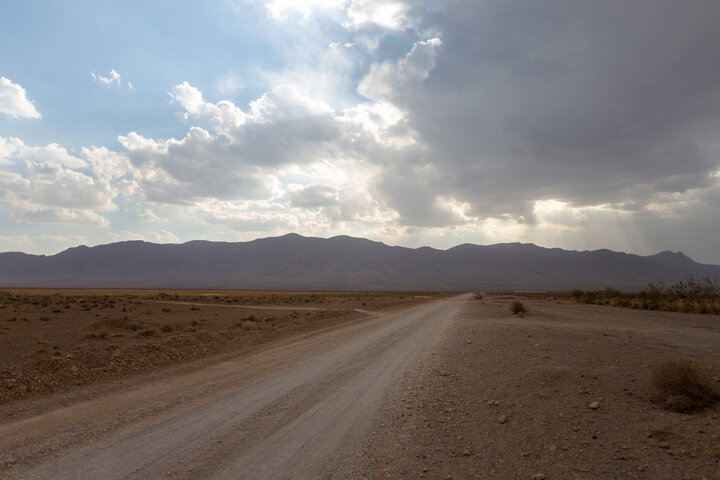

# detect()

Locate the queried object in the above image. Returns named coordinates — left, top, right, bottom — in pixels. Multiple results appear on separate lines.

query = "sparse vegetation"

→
left=84, top=331, right=108, bottom=340
left=571, top=276, right=720, bottom=314
left=0, top=289, right=447, bottom=404
left=138, top=328, right=156, bottom=337
left=651, top=358, right=719, bottom=413
left=510, top=301, right=528, bottom=315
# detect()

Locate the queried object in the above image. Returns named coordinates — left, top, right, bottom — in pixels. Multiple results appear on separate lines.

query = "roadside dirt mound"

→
left=1, top=309, right=358, bottom=405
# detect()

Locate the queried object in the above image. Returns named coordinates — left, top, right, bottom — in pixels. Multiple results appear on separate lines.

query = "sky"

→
left=1, top=0, right=719, bottom=264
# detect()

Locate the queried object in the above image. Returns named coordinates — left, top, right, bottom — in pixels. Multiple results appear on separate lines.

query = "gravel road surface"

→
left=0, top=294, right=468, bottom=479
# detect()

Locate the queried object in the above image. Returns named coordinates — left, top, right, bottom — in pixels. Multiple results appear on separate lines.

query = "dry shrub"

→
left=234, top=320, right=260, bottom=330
left=160, top=324, right=173, bottom=333
left=84, top=331, right=108, bottom=340
left=651, top=358, right=719, bottom=413
left=510, top=301, right=528, bottom=315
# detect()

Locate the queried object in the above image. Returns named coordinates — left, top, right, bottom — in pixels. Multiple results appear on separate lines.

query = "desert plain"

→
left=0, top=290, right=718, bottom=479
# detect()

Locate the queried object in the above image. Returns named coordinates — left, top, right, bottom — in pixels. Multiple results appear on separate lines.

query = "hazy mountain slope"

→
left=0, top=234, right=717, bottom=290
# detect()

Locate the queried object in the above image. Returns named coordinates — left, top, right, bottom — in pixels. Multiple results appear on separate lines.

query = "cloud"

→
left=0, top=77, right=41, bottom=119
left=345, top=0, right=413, bottom=30
left=198, top=199, right=303, bottom=233
left=289, top=184, right=339, bottom=208
left=352, top=0, right=720, bottom=234
left=261, top=0, right=420, bottom=31
left=10, top=207, right=110, bottom=227
left=118, top=82, right=348, bottom=205
left=262, top=0, right=346, bottom=20
left=214, top=73, right=243, bottom=96
left=110, top=229, right=180, bottom=244
left=358, top=36, right=441, bottom=101
left=0, top=137, right=124, bottom=227
left=0, top=234, right=87, bottom=255
left=137, top=208, right=166, bottom=223
left=91, top=69, right=133, bottom=89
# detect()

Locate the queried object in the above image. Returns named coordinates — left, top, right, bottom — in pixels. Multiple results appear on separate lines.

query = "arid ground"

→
left=0, top=291, right=718, bottom=479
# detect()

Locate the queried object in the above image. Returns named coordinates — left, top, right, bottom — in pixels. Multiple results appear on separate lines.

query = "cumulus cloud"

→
left=0, top=137, right=125, bottom=227
left=117, top=82, right=351, bottom=206
left=0, top=77, right=41, bottom=119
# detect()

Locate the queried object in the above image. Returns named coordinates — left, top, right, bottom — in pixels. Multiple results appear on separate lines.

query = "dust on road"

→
left=0, top=295, right=468, bottom=479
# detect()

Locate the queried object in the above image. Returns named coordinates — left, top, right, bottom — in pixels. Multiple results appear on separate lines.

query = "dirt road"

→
left=0, top=294, right=469, bottom=479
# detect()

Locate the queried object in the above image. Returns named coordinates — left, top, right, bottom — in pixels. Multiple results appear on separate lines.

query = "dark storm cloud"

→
left=375, top=0, right=720, bottom=220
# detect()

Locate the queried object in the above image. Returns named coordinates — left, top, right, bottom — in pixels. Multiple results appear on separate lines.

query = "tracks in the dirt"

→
left=148, top=299, right=377, bottom=315
left=1, top=294, right=468, bottom=480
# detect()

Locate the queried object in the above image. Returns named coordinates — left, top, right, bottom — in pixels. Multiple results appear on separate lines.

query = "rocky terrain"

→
left=362, top=295, right=720, bottom=479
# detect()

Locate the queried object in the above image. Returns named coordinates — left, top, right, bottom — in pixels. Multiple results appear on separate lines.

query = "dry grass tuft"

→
left=510, top=301, right=528, bottom=315
left=651, top=358, right=719, bottom=413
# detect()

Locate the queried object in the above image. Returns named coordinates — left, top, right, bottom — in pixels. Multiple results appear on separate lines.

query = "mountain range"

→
left=1, top=233, right=718, bottom=291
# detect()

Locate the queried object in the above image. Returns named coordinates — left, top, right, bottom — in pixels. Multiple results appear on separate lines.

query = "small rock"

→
left=589, top=401, right=600, bottom=410
left=659, top=442, right=669, bottom=449
left=533, top=474, right=546, bottom=480
left=498, top=415, right=508, bottom=424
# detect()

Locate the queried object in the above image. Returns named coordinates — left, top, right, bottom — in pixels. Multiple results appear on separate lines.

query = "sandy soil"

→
left=1, top=292, right=718, bottom=479
left=0, top=289, right=440, bottom=414
left=362, top=295, right=720, bottom=479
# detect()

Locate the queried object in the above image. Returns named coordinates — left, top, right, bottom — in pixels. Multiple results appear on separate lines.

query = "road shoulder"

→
left=360, top=296, right=720, bottom=480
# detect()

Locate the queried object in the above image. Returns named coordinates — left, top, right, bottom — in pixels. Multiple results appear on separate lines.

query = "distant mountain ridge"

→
left=0, top=233, right=718, bottom=291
